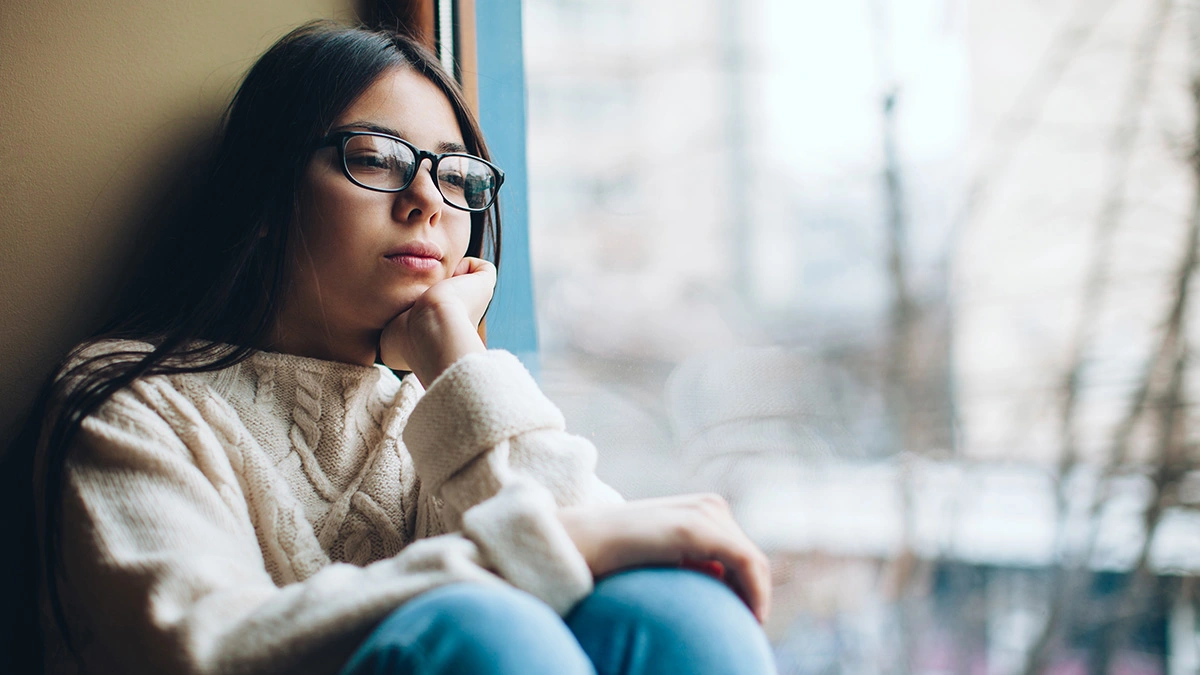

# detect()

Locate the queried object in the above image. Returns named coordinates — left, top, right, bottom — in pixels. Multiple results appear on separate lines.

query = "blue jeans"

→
left=339, top=567, right=777, bottom=674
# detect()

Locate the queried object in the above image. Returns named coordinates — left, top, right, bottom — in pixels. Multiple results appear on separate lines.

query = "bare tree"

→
left=1021, top=0, right=1183, bottom=672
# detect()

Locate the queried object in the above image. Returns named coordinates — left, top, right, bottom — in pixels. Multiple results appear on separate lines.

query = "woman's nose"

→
left=393, top=158, right=443, bottom=224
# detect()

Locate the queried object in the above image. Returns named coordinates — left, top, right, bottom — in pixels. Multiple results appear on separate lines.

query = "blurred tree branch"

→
left=966, top=0, right=1118, bottom=221
left=1022, top=1, right=1182, bottom=672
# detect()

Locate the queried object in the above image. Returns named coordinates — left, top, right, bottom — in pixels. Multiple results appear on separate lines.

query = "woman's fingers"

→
left=715, top=536, right=772, bottom=623
left=439, top=257, right=496, bottom=326
left=558, top=495, right=773, bottom=624
left=453, top=256, right=496, bottom=278
left=680, top=494, right=772, bottom=623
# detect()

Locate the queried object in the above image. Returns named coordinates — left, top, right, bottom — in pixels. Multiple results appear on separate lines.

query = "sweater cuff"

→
left=461, top=479, right=594, bottom=615
left=403, top=351, right=565, bottom=495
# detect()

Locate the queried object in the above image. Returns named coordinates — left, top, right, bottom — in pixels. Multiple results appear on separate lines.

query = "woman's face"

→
left=273, top=66, right=474, bottom=363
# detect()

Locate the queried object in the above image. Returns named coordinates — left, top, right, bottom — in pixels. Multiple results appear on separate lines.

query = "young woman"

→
left=7, top=21, right=775, bottom=675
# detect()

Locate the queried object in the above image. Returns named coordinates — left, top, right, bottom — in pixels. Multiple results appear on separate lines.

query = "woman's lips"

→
left=384, top=254, right=441, bottom=272
left=384, top=241, right=443, bottom=272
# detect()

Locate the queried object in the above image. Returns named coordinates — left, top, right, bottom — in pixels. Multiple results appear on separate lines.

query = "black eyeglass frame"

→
left=318, top=130, right=505, bottom=213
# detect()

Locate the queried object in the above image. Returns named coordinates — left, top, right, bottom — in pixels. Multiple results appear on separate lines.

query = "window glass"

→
left=524, top=0, right=1199, bottom=671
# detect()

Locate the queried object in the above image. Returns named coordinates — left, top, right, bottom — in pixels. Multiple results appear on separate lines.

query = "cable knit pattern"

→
left=251, top=360, right=276, bottom=409
left=290, top=368, right=336, bottom=501
left=39, top=341, right=620, bottom=675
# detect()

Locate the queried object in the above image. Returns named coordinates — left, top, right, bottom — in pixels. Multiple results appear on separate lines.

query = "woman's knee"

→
left=566, top=567, right=777, bottom=675
left=341, top=582, right=594, bottom=675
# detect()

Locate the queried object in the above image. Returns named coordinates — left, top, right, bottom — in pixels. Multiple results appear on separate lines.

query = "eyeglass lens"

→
left=343, top=134, right=498, bottom=210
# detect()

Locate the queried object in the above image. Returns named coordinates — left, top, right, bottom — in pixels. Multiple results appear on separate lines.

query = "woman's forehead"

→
left=336, top=67, right=463, bottom=148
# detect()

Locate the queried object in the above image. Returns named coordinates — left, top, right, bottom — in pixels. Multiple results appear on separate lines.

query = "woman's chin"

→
left=392, top=282, right=432, bottom=306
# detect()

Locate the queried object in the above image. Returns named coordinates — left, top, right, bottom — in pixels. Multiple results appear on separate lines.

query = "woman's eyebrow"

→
left=333, top=120, right=470, bottom=155
left=437, top=141, right=468, bottom=154
left=334, top=120, right=401, bottom=136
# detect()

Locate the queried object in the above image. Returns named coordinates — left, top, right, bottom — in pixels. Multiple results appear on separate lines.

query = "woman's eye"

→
left=347, top=153, right=390, bottom=170
left=440, top=173, right=466, bottom=190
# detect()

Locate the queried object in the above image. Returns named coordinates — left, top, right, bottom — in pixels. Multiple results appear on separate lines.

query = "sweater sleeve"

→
left=52, top=379, right=509, bottom=675
left=402, top=350, right=623, bottom=614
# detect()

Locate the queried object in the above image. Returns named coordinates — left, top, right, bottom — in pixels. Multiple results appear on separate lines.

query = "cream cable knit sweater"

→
left=40, top=341, right=622, bottom=675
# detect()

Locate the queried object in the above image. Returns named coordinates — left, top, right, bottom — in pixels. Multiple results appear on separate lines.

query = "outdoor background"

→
left=522, top=0, right=1200, bottom=673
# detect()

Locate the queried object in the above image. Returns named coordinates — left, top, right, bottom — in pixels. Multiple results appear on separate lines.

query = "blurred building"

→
left=524, top=0, right=959, bottom=488
left=523, top=0, right=1200, bottom=672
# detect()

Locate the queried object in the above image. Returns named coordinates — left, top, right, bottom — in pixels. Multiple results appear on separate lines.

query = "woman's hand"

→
left=379, top=257, right=496, bottom=386
left=557, top=494, right=772, bottom=623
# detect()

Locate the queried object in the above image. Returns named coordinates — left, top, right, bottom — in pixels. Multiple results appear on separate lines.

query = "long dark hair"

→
left=0, top=20, right=500, bottom=670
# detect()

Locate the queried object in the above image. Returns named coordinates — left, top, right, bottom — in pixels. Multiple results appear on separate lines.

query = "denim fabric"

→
left=339, top=567, right=777, bottom=675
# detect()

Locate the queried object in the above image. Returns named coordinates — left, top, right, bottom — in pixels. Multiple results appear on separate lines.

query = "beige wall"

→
left=0, top=0, right=355, bottom=447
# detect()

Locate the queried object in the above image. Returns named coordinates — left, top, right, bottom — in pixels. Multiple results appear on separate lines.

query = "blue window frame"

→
left=475, top=0, right=540, bottom=374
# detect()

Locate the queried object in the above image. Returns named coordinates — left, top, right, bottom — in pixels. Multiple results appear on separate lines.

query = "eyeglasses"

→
left=318, top=131, right=505, bottom=212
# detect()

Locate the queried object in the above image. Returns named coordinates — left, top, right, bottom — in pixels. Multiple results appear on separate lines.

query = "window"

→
left=521, top=0, right=1200, bottom=672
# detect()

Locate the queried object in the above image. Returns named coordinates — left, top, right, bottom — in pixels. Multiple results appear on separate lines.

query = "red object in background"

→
left=680, top=559, right=726, bottom=581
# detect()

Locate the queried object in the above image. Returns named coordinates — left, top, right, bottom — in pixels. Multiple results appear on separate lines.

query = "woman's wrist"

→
left=404, top=300, right=486, bottom=387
